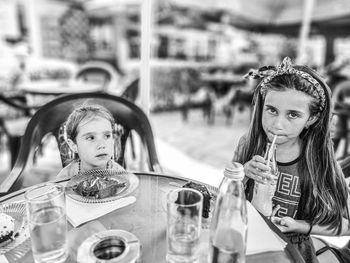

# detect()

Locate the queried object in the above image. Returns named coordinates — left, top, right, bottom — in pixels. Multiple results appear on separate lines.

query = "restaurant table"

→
left=19, top=80, right=102, bottom=96
left=0, top=172, right=305, bottom=263
left=200, top=72, right=246, bottom=96
left=18, top=80, right=103, bottom=108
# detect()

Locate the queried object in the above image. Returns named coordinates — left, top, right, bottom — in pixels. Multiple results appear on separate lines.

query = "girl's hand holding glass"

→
left=244, top=155, right=277, bottom=184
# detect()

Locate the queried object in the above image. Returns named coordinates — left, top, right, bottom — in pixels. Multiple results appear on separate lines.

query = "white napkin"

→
left=0, top=255, right=9, bottom=263
left=66, top=196, right=136, bottom=228
left=246, top=201, right=287, bottom=255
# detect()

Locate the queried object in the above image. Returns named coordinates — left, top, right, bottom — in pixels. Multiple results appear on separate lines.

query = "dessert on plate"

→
left=182, top=181, right=212, bottom=218
left=0, top=213, right=15, bottom=247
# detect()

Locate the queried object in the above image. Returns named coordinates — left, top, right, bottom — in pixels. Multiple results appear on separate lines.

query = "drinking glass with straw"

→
left=265, top=134, right=278, bottom=183
left=251, top=134, right=279, bottom=216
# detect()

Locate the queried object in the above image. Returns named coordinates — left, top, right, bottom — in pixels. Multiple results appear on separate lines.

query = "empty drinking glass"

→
left=25, top=183, right=68, bottom=263
left=166, top=188, right=203, bottom=263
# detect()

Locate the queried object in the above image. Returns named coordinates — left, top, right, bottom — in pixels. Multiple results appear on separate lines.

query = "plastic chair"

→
left=311, top=157, right=350, bottom=263
left=0, top=94, right=38, bottom=167
left=0, top=92, right=162, bottom=194
left=313, top=237, right=350, bottom=263
left=332, top=80, right=350, bottom=158
left=75, top=61, right=119, bottom=92
left=120, top=77, right=139, bottom=102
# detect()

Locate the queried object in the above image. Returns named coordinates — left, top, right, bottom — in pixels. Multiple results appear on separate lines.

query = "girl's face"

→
left=73, top=116, right=114, bottom=170
left=262, top=89, right=317, bottom=146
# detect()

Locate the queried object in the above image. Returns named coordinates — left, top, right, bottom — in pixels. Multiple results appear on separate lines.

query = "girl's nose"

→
left=273, top=116, right=285, bottom=130
left=97, top=144, right=105, bottom=150
left=97, top=140, right=106, bottom=149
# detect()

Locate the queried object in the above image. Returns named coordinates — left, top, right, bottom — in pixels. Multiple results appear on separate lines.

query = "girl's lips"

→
left=96, top=153, right=108, bottom=158
left=267, top=132, right=285, bottom=142
left=268, top=131, right=285, bottom=137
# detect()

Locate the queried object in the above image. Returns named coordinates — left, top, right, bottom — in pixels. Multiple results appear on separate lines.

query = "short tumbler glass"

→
left=25, top=183, right=68, bottom=263
left=166, top=188, right=203, bottom=263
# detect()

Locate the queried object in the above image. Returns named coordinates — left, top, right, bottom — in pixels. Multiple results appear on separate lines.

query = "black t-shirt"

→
left=273, top=157, right=303, bottom=218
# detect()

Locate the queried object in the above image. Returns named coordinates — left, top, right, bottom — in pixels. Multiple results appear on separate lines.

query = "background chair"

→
left=0, top=93, right=39, bottom=167
left=120, top=77, right=139, bottom=102
left=313, top=236, right=350, bottom=263
left=75, top=61, right=119, bottom=93
left=0, top=92, right=162, bottom=195
left=311, top=157, right=350, bottom=263
left=332, top=81, right=350, bottom=159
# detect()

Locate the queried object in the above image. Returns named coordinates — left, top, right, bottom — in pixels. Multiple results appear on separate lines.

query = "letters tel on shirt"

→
left=272, top=172, right=301, bottom=218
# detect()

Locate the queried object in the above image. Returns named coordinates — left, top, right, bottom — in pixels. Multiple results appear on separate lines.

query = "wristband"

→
left=306, top=223, right=313, bottom=236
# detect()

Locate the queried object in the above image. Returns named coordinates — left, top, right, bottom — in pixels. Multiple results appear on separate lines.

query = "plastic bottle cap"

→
left=224, top=162, right=244, bottom=180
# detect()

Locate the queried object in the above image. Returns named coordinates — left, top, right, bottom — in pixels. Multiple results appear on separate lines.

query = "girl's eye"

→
left=288, top=112, right=300, bottom=119
left=266, top=107, right=277, bottom=114
left=105, top=134, right=112, bottom=139
left=86, top=136, right=94, bottom=141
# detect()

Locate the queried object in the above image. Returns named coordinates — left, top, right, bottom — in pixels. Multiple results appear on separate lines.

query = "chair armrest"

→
left=0, top=137, right=31, bottom=195
left=0, top=165, right=24, bottom=195
left=0, top=94, right=39, bottom=116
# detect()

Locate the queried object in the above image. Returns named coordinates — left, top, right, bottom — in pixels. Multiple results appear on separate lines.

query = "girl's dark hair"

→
left=237, top=65, right=349, bottom=234
left=60, top=103, right=120, bottom=164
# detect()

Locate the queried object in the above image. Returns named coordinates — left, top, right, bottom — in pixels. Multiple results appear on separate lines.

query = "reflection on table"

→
left=0, top=172, right=304, bottom=263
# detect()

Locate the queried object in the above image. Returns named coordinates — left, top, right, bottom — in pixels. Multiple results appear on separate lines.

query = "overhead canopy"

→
left=173, top=0, right=350, bottom=36
left=84, top=0, right=350, bottom=36
left=174, top=0, right=350, bottom=64
left=217, top=0, right=350, bottom=37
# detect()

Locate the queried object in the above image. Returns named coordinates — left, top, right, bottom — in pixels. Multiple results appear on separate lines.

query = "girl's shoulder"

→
left=56, top=160, right=79, bottom=179
left=107, top=160, right=127, bottom=172
left=235, top=133, right=250, bottom=152
left=232, top=134, right=249, bottom=162
left=238, top=133, right=249, bottom=145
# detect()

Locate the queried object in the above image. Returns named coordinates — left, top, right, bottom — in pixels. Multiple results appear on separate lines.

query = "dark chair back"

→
left=121, top=78, right=139, bottom=102
left=332, top=81, right=350, bottom=158
left=0, top=94, right=40, bottom=167
left=312, top=157, right=350, bottom=263
left=0, top=92, right=162, bottom=194
left=75, top=61, right=118, bottom=92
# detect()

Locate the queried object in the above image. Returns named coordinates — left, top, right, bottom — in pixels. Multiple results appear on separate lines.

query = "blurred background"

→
left=1, top=0, right=350, bottom=188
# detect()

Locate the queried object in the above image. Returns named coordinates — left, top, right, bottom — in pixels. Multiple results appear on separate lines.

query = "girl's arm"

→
left=271, top=216, right=350, bottom=236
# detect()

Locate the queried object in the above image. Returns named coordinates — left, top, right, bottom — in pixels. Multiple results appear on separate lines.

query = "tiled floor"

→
left=0, top=106, right=251, bottom=191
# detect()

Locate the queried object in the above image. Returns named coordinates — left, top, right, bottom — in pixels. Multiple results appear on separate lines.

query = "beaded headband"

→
left=245, top=57, right=326, bottom=111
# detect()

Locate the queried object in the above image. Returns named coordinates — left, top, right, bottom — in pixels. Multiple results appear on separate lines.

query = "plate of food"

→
left=65, top=168, right=139, bottom=203
left=0, top=201, right=31, bottom=261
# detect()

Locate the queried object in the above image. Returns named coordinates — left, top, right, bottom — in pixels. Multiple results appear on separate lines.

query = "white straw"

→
left=266, top=134, right=278, bottom=168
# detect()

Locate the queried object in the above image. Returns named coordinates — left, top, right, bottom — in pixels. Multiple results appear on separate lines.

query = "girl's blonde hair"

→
left=60, top=102, right=120, bottom=165
left=240, top=62, right=349, bottom=234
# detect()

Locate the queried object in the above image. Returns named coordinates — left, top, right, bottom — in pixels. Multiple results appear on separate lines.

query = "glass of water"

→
left=25, top=183, right=68, bottom=263
left=166, top=188, right=203, bottom=263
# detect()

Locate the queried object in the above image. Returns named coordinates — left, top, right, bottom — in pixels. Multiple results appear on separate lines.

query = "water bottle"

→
left=209, top=162, right=248, bottom=263
left=251, top=143, right=278, bottom=217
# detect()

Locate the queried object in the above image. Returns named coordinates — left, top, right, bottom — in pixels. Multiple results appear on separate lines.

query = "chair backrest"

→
left=75, top=61, right=119, bottom=92
left=332, top=81, right=350, bottom=158
left=0, top=92, right=162, bottom=194
left=0, top=94, right=35, bottom=117
left=121, top=77, right=139, bottom=102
